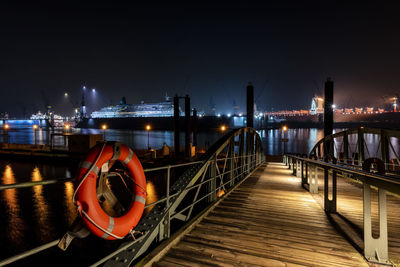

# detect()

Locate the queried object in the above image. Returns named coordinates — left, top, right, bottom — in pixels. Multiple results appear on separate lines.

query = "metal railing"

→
left=309, top=127, right=400, bottom=173
left=285, top=154, right=400, bottom=265
left=0, top=127, right=265, bottom=266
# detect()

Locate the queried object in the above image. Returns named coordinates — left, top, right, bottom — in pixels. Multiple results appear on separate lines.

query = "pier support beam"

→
left=173, top=95, right=180, bottom=157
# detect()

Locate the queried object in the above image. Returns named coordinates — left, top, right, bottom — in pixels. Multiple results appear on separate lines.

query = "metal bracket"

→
left=363, top=183, right=390, bottom=264
left=324, top=168, right=336, bottom=213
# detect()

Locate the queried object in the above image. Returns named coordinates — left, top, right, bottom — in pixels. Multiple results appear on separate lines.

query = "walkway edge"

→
left=135, top=162, right=266, bottom=267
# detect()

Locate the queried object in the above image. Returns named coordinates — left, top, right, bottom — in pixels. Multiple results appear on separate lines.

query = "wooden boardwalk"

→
left=152, top=163, right=369, bottom=267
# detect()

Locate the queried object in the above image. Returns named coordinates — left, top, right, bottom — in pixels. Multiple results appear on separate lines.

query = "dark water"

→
left=0, top=127, right=339, bottom=263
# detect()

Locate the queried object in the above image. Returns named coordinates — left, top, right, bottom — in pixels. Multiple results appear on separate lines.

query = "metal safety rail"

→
left=0, top=127, right=264, bottom=266
left=285, top=154, right=400, bottom=265
left=310, top=127, right=400, bottom=172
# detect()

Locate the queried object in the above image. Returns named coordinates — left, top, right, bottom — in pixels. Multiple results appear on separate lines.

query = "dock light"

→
left=75, top=108, right=78, bottom=114
left=102, top=124, right=107, bottom=130
left=220, top=125, right=226, bottom=132
left=4, top=124, right=9, bottom=130
left=227, top=113, right=231, bottom=117
left=217, top=113, right=221, bottom=117
left=92, top=88, right=96, bottom=93
left=282, top=126, right=288, bottom=132
left=332, top=104, right=337, bottom=109
left=145, top=124, right=151, bottom=149
left=64, top=92, right=68, bottom=97
left=33, top=125, right=38, bottom=130
left=239, top=113, right=243, bottom=117
left=64, top=124, right=70, bottom=130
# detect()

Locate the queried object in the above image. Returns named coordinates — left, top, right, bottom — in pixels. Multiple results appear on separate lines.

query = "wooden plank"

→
left=152, top=162, right=369, bottom=267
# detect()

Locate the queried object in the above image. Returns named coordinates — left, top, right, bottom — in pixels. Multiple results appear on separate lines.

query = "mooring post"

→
left=185, top=95, right=191, bottom=158
left=246, top=82, right=254, bottom=128
left=192, top=108, right=198, bottom=148
left=324, top=78, right=334, bottom=162
left=173, top=95, right=180, bottom=158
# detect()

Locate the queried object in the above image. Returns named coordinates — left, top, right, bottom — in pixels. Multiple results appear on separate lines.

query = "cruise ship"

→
left=91, top=95, right=176, bottom=118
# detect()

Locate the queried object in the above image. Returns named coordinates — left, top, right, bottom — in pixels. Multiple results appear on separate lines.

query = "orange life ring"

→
left=73, top=142, right=147, bottom=240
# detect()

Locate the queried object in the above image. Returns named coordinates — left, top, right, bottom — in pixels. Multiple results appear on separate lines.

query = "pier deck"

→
left=152, top=162, right=369, bottom=267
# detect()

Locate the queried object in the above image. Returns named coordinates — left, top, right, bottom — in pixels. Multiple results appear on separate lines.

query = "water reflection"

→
left=64, top=182, right=76, bottom=226
left=1, top=165, right=25, bottom=246
left=145, top=181, right=158, bottom=213
left=31, top=167, right=54, bottom=242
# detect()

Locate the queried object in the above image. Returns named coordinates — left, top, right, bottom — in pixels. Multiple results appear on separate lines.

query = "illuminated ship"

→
left=91, top=95, right=177, bottom=118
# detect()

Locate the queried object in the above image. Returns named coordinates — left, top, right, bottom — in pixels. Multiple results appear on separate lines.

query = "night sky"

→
left=1, top=1, right=400, bottom=117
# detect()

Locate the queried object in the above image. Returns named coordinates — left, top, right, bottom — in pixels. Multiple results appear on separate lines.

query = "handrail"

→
left=309, top=127, right=400, bottom=173
left=0, top=127, right=265, bottom=267
left=285, top=153, right=398, bottom=265
left=289, top=155, right=400, bottom=195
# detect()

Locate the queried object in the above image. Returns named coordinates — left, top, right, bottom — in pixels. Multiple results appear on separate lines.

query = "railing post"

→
left=229, top=138, right=234, bottom=187
left=292, top=158, right=296, bottom=175
left=159, top=166, right=171, bottom=241
left=296, top=160, right=301, bottom=178
left=324, top=168, right=337, bottom=213
left=344, top=132, right=349, bottom=164
left=380, top=130, right=389, bottom=172
left=239, top=130, right=245, bottom=179
left=358, top=128, right=365, bottom=166
left=309, top=165, right=318, bottom=194
left=207, top=157, right=217, bottom=203
left=363, top=183, right=389, bottom=264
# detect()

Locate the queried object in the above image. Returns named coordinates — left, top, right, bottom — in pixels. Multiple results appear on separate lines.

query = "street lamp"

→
left=145, top=124, right=151, bottom=149
left=281, top=125, right=288, bottom=156
left=102, top=124, right=107, bottom=140
left=3, top=124, right=9, bottom=143
left=220, top=125, right=226, bottom=132
left=33, top=124, right=38, bottom=144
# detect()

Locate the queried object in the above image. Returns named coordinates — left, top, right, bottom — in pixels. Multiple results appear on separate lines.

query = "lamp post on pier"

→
left=145, top=124, right=151, bottom=149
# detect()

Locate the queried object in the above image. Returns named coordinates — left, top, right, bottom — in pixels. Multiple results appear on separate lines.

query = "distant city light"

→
left=227, top=113, right=231, bottom=117
left=92, top=88, right=96, bottom=93
left=217, top=113, right=221, bottom=117
left=75, top=108, right=78, bottom=114
left=83, top=86, right=86, bottom=90
left=282, top=126, right=288, bottom=132
left=332, top=104, right=337, bottom=109
left=33, top=124, right=38, bottom=130
left=4, top=124, right=9, bottom=130
left=102, top=124, right=107, bottom=130
left=145, top=124, right=151, bottom=131
left=239, top=113, right=243, bottom=117
left=64, top=92, right=68, bottom=97
left=64, top=124, right=70, bottom=130
left=220, top=125, right=226, bottom=132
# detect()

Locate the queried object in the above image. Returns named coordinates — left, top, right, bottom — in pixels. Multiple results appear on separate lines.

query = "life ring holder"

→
left=73, top=142, right=147, bottom=240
